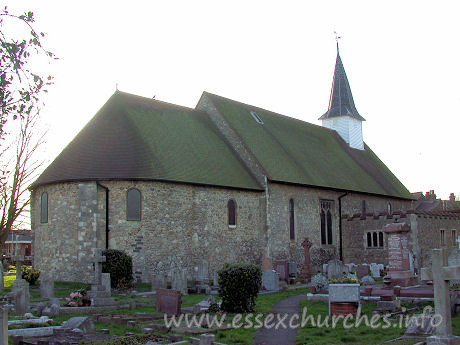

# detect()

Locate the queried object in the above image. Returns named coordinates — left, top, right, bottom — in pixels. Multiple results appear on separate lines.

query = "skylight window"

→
left=250, top=111, right=264, bottom=124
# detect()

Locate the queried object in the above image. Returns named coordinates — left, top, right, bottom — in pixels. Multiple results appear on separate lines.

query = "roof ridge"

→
left=115, top=90, right=198, bottom=113
left=201, top=91, right=332, bottom=131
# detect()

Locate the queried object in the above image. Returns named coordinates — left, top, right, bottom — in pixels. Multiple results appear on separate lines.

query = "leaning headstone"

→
left=327, top=259, right=347, bottom=280
left=62, top=316, right=95, bottom=333
left=404, top=313, right=437, bottom=337
left=0, top=306, right=7, bottom=345
left=39, top=277, right=54, bottom=299
left=262, top=270, right=279, bottom=292
left=370, top=263, right=381, bottom=278
left=156, top=288, right=181, bottom=316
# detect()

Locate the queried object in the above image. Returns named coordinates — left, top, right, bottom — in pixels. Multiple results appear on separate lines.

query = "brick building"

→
left=30, top=50, right=419, bottom=283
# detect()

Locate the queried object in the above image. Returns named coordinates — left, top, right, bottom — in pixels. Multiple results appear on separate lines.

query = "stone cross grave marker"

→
left=14, top=254, right=25, bottom=280
left=299, top=237, right=313, bottom=279
left=421, top=248, right=460, bottom=343
left=93, top=248, right=106, bottom=285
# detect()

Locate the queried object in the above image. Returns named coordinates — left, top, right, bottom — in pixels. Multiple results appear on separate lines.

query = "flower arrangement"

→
left=329, top=274, right=359, bottom=284
left=64, top=288, right=91, bottom=307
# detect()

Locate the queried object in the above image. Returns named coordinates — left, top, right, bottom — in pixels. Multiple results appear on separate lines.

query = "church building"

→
left=30, top=51, right=415, bottom=283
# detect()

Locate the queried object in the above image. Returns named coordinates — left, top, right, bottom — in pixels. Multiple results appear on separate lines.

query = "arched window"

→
left=320, top=200, right=333, bottom=245
left=228, top=199, right=236, bottom=227
left=126, top=188, right=141, bottom=221
left=289, top=199, right=295, bottom=240
left=326, top=210, right=333, bottom=245
left=320, top=210, right=326, bottom=245
left=387, top=202, right=392, bottom=216
left=40, top=192, right=48, bottom=223
left=362, top=200, right=366, bottom=215
left=367, top=233, right=372, bottom=247
left=373, top=232, right=378, bottom=247
left=379, top=232, right=384, bottom=247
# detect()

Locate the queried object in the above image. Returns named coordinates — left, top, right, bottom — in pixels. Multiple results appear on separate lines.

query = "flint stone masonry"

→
left=32, top=181, right=265, bottom=283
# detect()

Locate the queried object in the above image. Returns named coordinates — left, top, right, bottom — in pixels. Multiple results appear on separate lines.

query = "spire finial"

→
left=334, top=31, right=342, bottom=53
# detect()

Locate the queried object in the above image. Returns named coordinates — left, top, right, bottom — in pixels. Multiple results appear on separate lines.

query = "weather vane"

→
left=334, top=31, right=342, bottom=51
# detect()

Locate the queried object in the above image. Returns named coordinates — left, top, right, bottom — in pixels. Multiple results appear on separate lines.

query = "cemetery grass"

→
left=295, top=300, right=460, bottom=345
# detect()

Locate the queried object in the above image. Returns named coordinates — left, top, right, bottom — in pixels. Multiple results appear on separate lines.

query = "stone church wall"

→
left=266, top=181, right=411, bottom=270
left=31, top=182, right=96, bottom=282
left=342, top=211, right=460, bottom=272
left=32, top=180, right=265, bottom=283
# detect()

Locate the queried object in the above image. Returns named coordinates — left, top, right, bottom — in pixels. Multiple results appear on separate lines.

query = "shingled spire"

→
left=320, top=46, right=365, bottom=150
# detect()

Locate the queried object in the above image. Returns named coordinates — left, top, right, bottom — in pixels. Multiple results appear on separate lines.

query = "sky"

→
left=7, top=0, right=460, bottom=200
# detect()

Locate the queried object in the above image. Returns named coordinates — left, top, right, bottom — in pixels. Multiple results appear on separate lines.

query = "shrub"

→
left=360, top=275, right=375, bottom=286
left=218, top=263, right=261, bottom=313
left=311, top=273, right=328, bottom=290
left=102, top=249, right=134, bottom=289
left=21, top=266, right=40, bottom=285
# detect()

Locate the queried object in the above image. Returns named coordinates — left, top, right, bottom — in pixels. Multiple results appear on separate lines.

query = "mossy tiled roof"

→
left=204, top=92, right=412, bottom=199
left=32, top=92, right=262, bottom=190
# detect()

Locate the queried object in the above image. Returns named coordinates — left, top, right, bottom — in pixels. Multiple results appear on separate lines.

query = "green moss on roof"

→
left=32, top=92, right=262, bottom=191
left=204, top=92, right=412, bottom=199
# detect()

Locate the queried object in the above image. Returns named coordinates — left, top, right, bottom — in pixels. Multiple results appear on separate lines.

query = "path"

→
left=254, top=294, right=307, bottom=345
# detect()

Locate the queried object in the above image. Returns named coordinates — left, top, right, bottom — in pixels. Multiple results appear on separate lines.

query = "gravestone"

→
left=327, top=259, right=347, bottom=280
left=101, top=273, right=111, bottom=295
left=171, top=269, right=188, bottom=295
left=274, top=260, right=288, bottom=281
left=384, top=222, right=416, bottom=286
left=347, top=263, right=357, bottom=273
left=212, top=271, right=219, bottom=287
left=262, top=270, right=279, bottom=292
left=0, top=306, right=7, bottom=345
left=288, top=262, right=297, bottom=277
left=356, top=264, right=370, bottom=279
left=262, top=257, right=273, bottom=271
left=370, top=263, right=380, bottom=278
left=13, top=254, right=25, bottom=280
left=322, top=264, right=328, bottom=274
left=299, top=237, right=313, bottom=279
left=12, top=279, right=30, bottom=315
left=421, top=248, right=460, bottom=344
left=0, top=263, right=3, bottom=293
left=156, top=288, right=181, bottom=316
left=39, top=277, right=54, bottom=299
left=197, top=260, right=209, bottom=283
left=87, top=249, right=116, bottom=306
left=151, top=273, right=167, bottom=292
